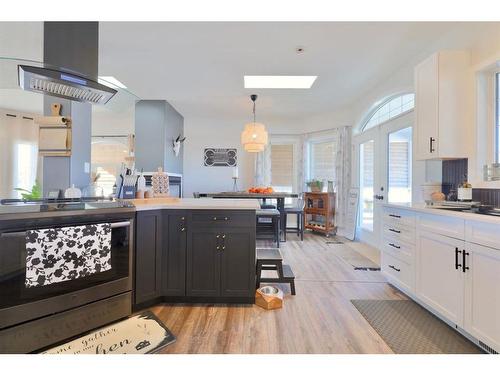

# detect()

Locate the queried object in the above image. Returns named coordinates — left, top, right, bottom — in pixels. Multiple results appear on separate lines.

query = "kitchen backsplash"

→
left=442, top=158, right=500, bottom=207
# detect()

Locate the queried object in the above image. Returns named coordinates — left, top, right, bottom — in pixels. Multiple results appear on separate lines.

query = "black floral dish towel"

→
left=25, top=224, right=112, bottom=288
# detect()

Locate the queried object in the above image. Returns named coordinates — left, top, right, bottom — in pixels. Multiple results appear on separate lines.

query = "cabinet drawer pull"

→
left=221, top=246, right=226, bottom=251
left=388, top=228, right=401, bottom=234
left=224, top=217, right=229, bottom=221
left=388, top=265, right=401, bottom=272
left=429, top=137, right=436, bottom=153
left=181, top=217, right=185, bottom=221
left=389, top=214, right=401, bottom=218
left=180, top=227, right=186, bottom=232
left=213, top=217, right=217, bottom=221
left=455, top=247, right=462, bottom=270
left=216, top=246, right=220, bottom=250
left=388, top=243, right=401, bottom=249
left=222, top=234, right=226, bottom=239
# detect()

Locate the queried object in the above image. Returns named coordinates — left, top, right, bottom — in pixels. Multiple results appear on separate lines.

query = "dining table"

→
left=197, top=191, right=299, bottom=242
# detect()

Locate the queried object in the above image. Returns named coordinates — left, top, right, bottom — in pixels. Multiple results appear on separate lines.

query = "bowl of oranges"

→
left=248, top=186, right=274, bottom=194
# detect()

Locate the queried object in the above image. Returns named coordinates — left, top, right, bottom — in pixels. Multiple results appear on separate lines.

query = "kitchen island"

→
left=131, top=198, right=259, bottom=307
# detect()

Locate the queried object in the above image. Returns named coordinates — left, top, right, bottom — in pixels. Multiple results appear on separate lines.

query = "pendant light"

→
left=241, top=94, right=268, bottom=152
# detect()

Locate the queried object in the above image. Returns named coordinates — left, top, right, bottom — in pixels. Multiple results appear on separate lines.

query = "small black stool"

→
left=256, top=248, right=296, bottom=295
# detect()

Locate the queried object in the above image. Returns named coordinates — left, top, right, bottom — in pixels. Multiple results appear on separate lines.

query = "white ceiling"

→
left=98, top=22, right=493, bottom=127
left=0, top=22, right=498, bottom=129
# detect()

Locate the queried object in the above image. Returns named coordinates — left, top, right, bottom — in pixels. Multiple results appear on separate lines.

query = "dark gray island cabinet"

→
left=134, top=209, right=256, bottom=307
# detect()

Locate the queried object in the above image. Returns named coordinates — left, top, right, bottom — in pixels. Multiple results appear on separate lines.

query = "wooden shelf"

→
left=304, top=192, right=336, bottom=236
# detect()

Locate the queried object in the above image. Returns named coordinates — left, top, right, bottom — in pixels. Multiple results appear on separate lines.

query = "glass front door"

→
left=359, top=140, right=374, bottom=231
left=355, top=112, right=413, bottom=247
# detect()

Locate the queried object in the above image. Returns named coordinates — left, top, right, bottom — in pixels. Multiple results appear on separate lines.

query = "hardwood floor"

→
left=150, top=233, right=407, bottom=353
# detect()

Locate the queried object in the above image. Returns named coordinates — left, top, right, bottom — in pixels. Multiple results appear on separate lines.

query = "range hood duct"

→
left=18, top=65, right=117, bottom=105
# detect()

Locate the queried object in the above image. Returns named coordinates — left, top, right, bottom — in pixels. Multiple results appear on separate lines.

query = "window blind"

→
left=271, top=144, right=293, bottom=187
left=311, top=141, right=336, bottom=182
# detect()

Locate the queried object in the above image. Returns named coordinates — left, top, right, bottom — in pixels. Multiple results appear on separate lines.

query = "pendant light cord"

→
left=253, top=101, right=256, bottom=124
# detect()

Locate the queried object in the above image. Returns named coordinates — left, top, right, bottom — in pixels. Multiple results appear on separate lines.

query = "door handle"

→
left=455, top=247, right=462, bottom=270
left=429, top=137, right=436, bottom=153
left=462, top=250, right=469, bottom=273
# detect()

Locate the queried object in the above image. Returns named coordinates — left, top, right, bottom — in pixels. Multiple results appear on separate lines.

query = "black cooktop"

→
left=0, top=198, right=135, bottom=216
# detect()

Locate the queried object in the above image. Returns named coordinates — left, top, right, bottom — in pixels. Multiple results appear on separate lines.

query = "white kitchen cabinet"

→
left=414, top=51, right=472, bottom=160
left=416, top=230, right=465, bottom=325
left=464, top=242, right=500, bottom=353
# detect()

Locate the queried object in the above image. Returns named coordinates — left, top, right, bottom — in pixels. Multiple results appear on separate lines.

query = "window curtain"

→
left=254, top=145, right=271, bottom=186
left=334, top=126, right=352, bottom=233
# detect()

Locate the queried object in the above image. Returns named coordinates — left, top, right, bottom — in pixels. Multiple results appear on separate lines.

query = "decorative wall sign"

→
left=204, top=148, right=237, bottom=167
left=43, top=311, right=176, bottom=354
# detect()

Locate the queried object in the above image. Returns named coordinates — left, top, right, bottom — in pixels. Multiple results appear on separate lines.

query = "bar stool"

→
left=284, top=195, right=305, bottom=241
left=256, top=209, right=281, bottom=248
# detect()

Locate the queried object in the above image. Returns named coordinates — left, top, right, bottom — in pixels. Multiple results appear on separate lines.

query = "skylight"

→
left=98, top=76, right=127, bottom=89
left=244, top=75, right=317, bottom=89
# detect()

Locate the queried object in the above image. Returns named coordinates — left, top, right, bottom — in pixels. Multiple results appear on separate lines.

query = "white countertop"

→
left=130, top=197, right=260, bottom=211
left=383, top=202, right=500, bottom=224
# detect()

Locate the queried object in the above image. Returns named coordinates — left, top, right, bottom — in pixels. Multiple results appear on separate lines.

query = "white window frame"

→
left=306, top=136, right=337, bottom=183
left=359, top=93, right=415, bottom=133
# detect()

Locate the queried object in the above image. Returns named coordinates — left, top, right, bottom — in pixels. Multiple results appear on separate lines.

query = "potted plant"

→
left=306, top=179, right=324, bottom=192
left=14, top=180, right=42, bottom=200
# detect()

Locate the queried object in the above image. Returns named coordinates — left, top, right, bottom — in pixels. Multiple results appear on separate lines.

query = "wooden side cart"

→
left=304, top=192, right=336, bottom=236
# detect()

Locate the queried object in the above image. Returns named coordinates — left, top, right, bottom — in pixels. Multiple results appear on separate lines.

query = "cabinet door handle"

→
left=455, top=247, right=462, bottom=270
left=462, top=250, right=469, bottom=273
left=213, top=217, right=217, bottom=221
left=389, top=214, right=401, bottom=218
left=224, top=217, right=229, bottom=221
left=388, top=265, right=401, bottom=272
left=429, top=137, right=436, bottom=153
left=180, top=227, right=186, bottom=232
left=389, top=243, right=401, bottom=249
left=388, top=228, right=401, bottom=234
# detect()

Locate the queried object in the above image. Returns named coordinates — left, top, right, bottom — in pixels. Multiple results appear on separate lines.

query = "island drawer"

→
left=191, top=211, right=255, bottom=227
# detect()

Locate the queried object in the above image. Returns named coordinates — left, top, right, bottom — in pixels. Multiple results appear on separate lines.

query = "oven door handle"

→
left=0, top=221, right=131, bottom=237
left=110, top=221, right=131, bottom=229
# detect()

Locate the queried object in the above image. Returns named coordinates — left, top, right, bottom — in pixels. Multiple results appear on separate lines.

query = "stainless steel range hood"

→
left=18, top=65, right=117, bottom=105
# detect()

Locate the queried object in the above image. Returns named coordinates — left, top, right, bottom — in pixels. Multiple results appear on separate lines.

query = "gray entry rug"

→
left=328, top=242, right=380, bottom=271
left=351, top=299, right=483, bottom=354
left=42, top=311, right=175, bottom=354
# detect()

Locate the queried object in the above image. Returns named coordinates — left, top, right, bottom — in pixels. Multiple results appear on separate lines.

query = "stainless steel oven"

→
left=0, top=201, right=135, bottom=353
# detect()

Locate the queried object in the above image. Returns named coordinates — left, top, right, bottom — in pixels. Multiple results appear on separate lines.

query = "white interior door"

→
left=354, top=112, right=413, bottom=248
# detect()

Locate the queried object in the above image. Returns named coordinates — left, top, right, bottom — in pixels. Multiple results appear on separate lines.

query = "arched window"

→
left=362, top=93, right=414, bottom=131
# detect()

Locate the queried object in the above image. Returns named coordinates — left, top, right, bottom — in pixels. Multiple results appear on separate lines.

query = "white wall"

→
left=182, top=116, right=255, bottom=198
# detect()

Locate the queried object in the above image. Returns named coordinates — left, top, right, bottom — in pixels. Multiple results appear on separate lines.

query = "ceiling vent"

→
left=18, top=65, right=117, bottom=105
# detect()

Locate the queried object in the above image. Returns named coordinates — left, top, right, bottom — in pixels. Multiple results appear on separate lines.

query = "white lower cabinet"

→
left=416, top=230, right=465, bottom=325
left=464, top=242, right=500, bottom=352
left=383, top=205, right=500, bottom=353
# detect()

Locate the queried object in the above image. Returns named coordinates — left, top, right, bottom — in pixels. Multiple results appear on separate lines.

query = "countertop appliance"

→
left=18, top=65, right=117, bottom=105
left=0, top=198, right=135, bottom=353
